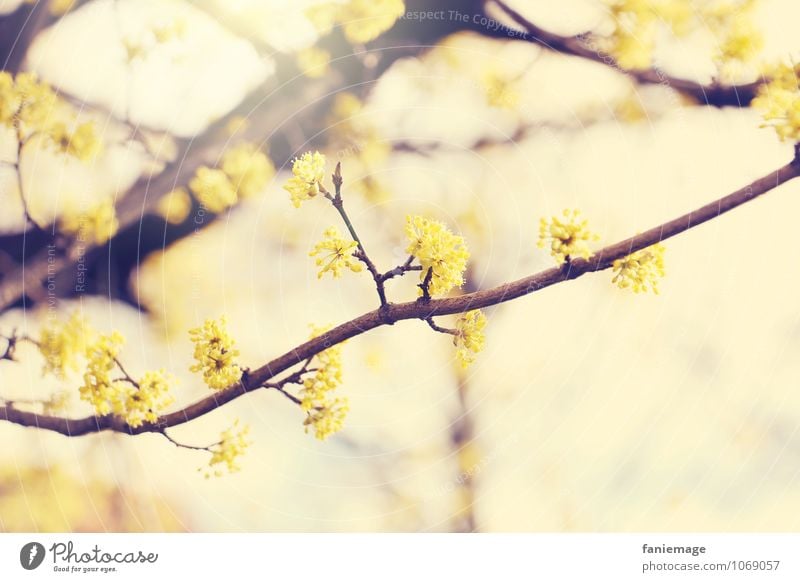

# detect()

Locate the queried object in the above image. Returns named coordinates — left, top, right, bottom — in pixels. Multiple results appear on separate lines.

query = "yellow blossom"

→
left=47, top=121, right=101, bottom=161
left=297, top=46, right=331, bottom=79
left=205, top=421, right=251, bottom=477
left=284, top=151, right=327, bottom=208
left=0, top=72, right=18, bottom=126
left=538, top=209, right=599, bottom=265
left=189, top=316, right=243, bottom=391
left=305, top=2, right=340, bottom=34
left=0, top=72, right=57, bottom=137
left=119, top=370, right=175, bottom=428
left=189, top=167, right=237, bottom=213
left=303, top=397, right=349, bottom=441
left=59, top=198, right=119, bottom=245
left=611, top=242, right=666, bottom=294
left=156, top=187, right=192, bottom=225
left=225, top=115, right=250, bottom=136
left=79, top=332, right=126, bottom=417
left=483, top=71, right=520, bottom=110
left=454, top=310, right=487, bottom=368
left=309, top=226, right=363, bottom=278
left=405, top=215, right=470, bottom=297
left=38, top=311, right=94, bottom=378
left=221, top=143, right=275, bottom=199
left=339, top=0, right=405, bottom=44
left=753, top=63, right=800, bottom=142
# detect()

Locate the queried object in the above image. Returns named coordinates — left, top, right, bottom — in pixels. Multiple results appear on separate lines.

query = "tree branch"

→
left=489, top=0, right=763, bottom=107
left=3, top=148, right=798, bottom=437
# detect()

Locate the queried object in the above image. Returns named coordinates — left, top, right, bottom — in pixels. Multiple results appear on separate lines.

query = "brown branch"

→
left=2, top=149, right=799, bottom=437
left=489, top=0, right=763, bottom=107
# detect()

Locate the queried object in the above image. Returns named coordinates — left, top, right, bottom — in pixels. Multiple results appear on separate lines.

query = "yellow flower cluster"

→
left=602, top=0, right=762, bottom=74
left=24, top=0, right=75, bottom=16
left=189, top=316, right=243, bottom=391
left=309, top=226, right=363, bottom=279
left=454, top=310, right=487, bottom=368
left=611, top=242, right=666, bottom=294
left=297, top=46, right=331, bottom=79
left=300, top=325, right=349, bottom=440
left=307, top=0, right=405, bottom=45
left=189, top=143, right=274, bottom=213
left=58, top=198, right=119, bottom=245
left=38, top=311, right=93, bottom=378
left=119, top=370, right=176, bottom=428
left=753, top=63, right=800, bottom=142
left=79, top=331, right=126, bottom=417
left=538, top=209, right=599, bottom=265
left=405, top=215, right=470, bottom=297
left=205, top=421, right=251, bottom=477
left=47, top=121, right=101, bottom=161
left=284, top=151, right=327, bottom=208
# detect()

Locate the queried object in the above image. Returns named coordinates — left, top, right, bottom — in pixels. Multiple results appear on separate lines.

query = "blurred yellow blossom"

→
left=189, top=167, right=237, bottom=213
left=189, top=316, right=243, bottom=391
left=297, top=46, right=331, bottom=78
left=309, top=226, right=363, bottom=279
left=59, top=198, right=119, bottom=245
left=611, top=242, right=666, bottom=294
left=47, top=121, right=101, bottom=161
left=454, top=310, right=487, bottom=368
left=284, top=151, right=327, bottom=208
left=0, top=72, right=57, bottom=138
left=538, top=209, right=599, bottom=265
left=753, top=63, right=800, bottom=142
left=221, top=143, right=274, bottom=199
left=38, top=311, right=94, bottom=378
left=483, top=71, right=520, bottom=110
left=405, top=215, right=470, bottom=297
left=339, top=0, right=405, bottom=44
left=156, top=188, right=192, bottom=225
left=205, top=421, right=251, bottom=477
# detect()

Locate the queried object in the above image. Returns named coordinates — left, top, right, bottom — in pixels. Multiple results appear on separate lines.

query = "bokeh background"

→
left=1, top=0, right=800, bottom=532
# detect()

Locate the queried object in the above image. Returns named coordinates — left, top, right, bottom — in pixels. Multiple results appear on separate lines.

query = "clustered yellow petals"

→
left=25, top=0, right=75, bottom=15
left=79, top=331, right=126, bottom=417
left=454, top=310, right=487, bottom=368
left=300, top=325, right=349, bottom=440
left=0, top=71, right=57, bottom=137
left=58, top=198, right=119, bottom=245
left=611, top=242, right=666, bottom=294
left=297, top=46, right=331, bottom=79
left=38, top=311, right=94, bottom=378
left=284, top=151, right=327, bottom=208
left=602, top=0, right=762, bottom=76
left=157, top=187, right=192, bottom=225
left=538, top=209, right=599, bottom=265
left=220, top=143, right=275, bottom=199
left=189, top=167, right=237, bottom=213
left=309, top=226, right=363, bottom=279
left=753, top=63, right=800, bottom=142
left=205, top=421, right=251, bottom=477
left=339, top=0, right=405, bottom=44
left=120, top=370, right=176, bottom=428
left=405, top=215, right=470, bottom=297
left=47, top=121, right=102, bottom=161
left=189, top=316, right=243, bottom=391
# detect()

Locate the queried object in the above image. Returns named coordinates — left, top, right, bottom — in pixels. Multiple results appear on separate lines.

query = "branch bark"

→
left=3, top=149, right=798, bottom=437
